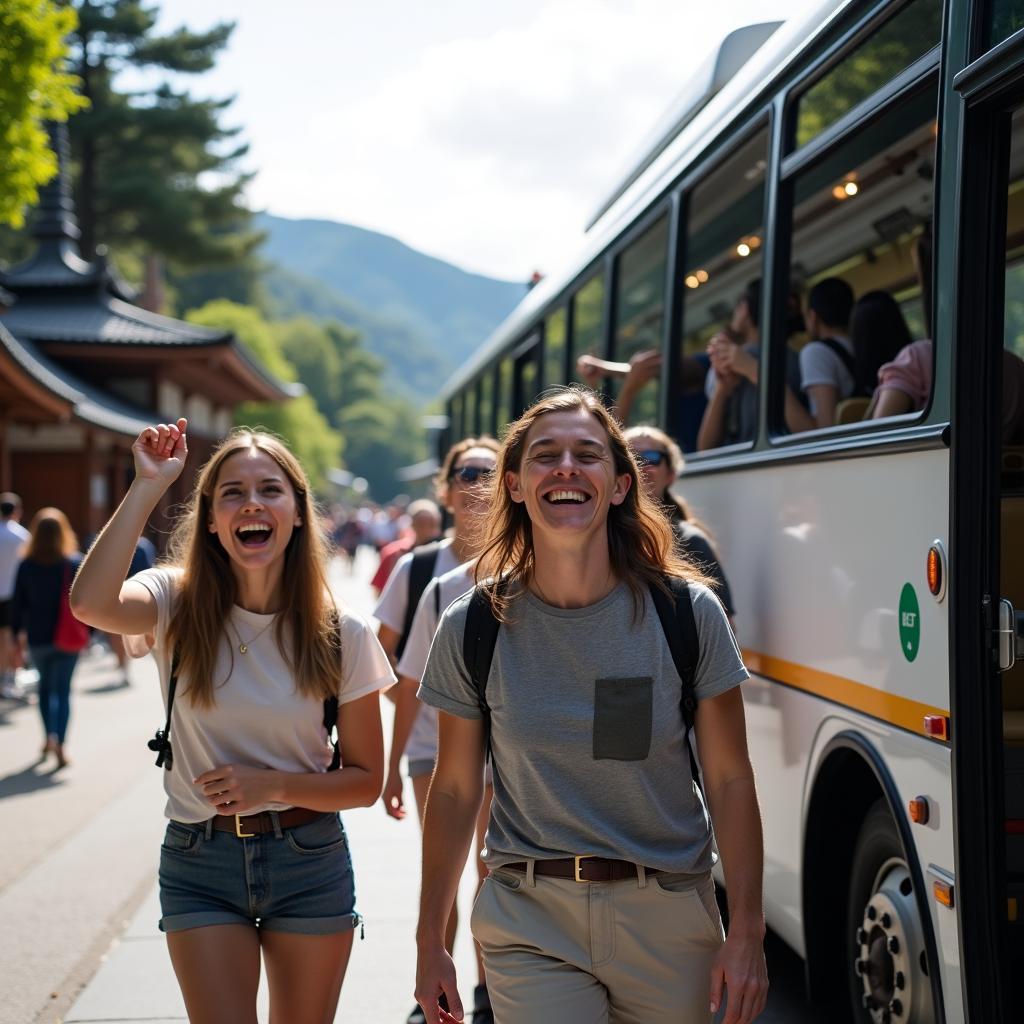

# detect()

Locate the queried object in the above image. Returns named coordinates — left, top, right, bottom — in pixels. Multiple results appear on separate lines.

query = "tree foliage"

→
left=0, top=0, right=88, bottom=227
left=64, top=0, right=260, bottom=267
left=185, top=301, right=343, bottom=490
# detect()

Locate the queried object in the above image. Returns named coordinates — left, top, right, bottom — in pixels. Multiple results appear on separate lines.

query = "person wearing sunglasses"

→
left=374, top=435, right=499, bottom=1024
left=625, top=426, right=734, bottom=619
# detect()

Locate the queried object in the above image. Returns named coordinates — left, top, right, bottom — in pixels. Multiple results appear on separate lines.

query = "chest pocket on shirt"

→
left=593, top=677, right=653, bottom=761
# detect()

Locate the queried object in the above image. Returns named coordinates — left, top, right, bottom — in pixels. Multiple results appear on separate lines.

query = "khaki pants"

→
left=471, top=863, right=724, bottom=1024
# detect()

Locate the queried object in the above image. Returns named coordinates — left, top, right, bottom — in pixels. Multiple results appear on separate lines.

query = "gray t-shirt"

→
left=418, top=580, right=748, bottom=873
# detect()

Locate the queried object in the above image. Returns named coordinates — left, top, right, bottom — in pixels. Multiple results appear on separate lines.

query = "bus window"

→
left=795, top=0, right=942, bottom=150
left=544, top=307, right=568, bottom=390
left=781, top=81, right=938, bottom=435
left=513, top=334, right=542, bottom=416
left=496, top=356, right=513, bottom=434
left=479, top=367, right=495, bottom=436
left=571, top=272, right=606, bottom=383
left=449, top=393, right=463, bottom=442
left=463, top=379, right=478, bottom=436
left=611, top=215, right=668, bottom=426
left=683, top=125, right=769, bottom=453
left=987, top=0, right=1024, bottom=52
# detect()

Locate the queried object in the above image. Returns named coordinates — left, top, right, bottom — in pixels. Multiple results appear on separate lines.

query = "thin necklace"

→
left=229, top=614, right=277, bottom=654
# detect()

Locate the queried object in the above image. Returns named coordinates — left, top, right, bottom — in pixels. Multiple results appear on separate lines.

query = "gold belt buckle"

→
left=235, top=814, right=255, bottom=839
left=574, top=854, right=595, bottom=882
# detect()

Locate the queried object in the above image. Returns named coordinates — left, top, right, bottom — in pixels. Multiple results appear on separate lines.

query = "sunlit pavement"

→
left=1, top=546, right=824, bottom=1024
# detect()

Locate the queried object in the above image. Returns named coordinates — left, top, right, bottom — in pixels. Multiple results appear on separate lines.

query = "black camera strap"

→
left=148, top=647, right=179, bottom=770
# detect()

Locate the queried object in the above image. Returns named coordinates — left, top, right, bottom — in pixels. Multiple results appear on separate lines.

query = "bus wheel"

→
left=847, top=800, right=934, bottom=1024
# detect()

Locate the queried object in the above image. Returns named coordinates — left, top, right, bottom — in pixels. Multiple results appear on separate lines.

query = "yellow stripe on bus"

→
left=741, top=649, right=951, bottom=739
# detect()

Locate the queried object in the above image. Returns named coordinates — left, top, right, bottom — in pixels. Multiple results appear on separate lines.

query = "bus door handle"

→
left=996, top=599, right=1024, bottom=671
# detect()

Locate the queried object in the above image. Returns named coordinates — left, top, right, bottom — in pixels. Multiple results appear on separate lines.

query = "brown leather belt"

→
left=504, top=856, right=663, bottom=883
left=210, top=808, right=327, bottom=837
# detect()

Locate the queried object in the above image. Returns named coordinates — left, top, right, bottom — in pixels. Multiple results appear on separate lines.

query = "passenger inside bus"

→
left=696, top=279, right=803, bottom=449
left=785, top=277, right=857, bottom=432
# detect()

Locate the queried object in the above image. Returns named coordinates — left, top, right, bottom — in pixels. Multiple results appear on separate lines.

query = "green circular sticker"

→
left=899, top=583, right=920, bottom=663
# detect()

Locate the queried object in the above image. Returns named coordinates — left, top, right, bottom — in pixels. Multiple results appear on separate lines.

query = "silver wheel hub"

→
left=853, top=860, right=934, bottom=1024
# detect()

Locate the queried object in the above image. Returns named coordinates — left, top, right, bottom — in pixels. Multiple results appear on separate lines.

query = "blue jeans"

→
left=29, top=645, right=78, bottom=744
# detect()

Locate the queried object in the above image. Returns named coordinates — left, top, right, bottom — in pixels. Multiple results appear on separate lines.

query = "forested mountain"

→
left=257, top=213, right=525, bottom=399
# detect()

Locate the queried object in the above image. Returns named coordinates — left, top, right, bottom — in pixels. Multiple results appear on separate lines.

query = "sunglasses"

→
left=449, top=465, right=495, bottom=485
left=635, top=449, right=670, bottom=468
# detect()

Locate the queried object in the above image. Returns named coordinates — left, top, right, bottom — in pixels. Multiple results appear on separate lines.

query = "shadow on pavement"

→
left=0, top=758, right=67, bottom=800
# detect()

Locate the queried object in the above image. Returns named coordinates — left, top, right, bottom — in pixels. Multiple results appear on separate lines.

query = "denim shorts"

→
left=158, top=811, right=359, bottom=935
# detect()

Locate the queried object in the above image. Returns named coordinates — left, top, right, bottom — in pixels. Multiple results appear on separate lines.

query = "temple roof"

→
left=0, top=322, right=154, bottom=436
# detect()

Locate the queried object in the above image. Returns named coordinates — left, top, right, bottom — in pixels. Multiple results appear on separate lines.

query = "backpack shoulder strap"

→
left=397, top=541, right=442, bottom=659
left=647, top=577, right=702, bottom=782
left=819, top=337, right=857, bottom=382
left=324, top=614, right=343, bottom=771
left=462, top=580, right=506, bottom=762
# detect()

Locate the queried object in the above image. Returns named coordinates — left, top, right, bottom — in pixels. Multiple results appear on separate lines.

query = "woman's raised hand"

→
left=132, top=418, right=188, bottom=488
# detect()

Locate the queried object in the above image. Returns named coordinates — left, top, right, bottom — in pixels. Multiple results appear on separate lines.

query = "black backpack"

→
left=396, top=541, right=444, bottom=660
left=149, top=624, right=343, bottom=773
left=462, top=575, right=702, bottom=781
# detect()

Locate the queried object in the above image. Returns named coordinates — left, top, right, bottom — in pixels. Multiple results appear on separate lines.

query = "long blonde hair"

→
left=475, top=387, right=709, bottom=619
left=164, top=429, right=338, bottom=708
left=24, top=507, right=79, bottom=564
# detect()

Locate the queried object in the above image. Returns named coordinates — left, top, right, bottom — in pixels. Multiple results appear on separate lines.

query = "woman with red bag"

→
left=12, top=507, right=85, bottom=768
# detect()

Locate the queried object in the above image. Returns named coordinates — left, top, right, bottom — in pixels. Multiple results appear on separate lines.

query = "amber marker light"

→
left=927, top=548, right=942, bottom=595
left=933, top=879, right=954, bottom=908
left=909, top=797, right=930, bottom=825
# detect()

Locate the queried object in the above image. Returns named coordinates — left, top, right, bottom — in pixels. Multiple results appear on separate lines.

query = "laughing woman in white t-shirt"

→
left=71, top=419, right=393, bottom=1024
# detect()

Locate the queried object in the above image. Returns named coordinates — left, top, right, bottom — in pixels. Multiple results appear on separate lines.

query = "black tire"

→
left=846, top=800, right=933, bottom=1024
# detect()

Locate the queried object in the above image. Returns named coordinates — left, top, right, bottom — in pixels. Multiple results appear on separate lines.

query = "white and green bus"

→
left=437, top=1, right=1024, bottom=1020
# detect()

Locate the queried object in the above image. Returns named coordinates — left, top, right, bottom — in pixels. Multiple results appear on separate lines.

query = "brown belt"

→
left=504, top=856, right=663, bottom=883
left=210, top=807, right=327, bottom=837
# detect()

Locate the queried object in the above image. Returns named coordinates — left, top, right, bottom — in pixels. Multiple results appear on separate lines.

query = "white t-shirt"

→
left=373, top=537, right=461, bottom=633
left=395, top=561, right=476, bottom=762
left=130, top=567, right=395, bottom=822
left=799, top=335, right=855, bottom=415
left=0, top=519, right=29, bottom=600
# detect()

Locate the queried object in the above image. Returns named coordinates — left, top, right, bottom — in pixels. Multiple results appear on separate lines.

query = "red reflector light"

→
left=933, top=880, right=955, bottom=908
left=927, top=547, right=942, bottom=596
left=1007, top=820, right=1024, bottom=835
left=923, top=715, right=949, bottom=740
left=909, top=797, right=930, bottom=824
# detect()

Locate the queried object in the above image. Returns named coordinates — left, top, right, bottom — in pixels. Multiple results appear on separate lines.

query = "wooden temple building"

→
left=0, top=126, right=295, bottom=542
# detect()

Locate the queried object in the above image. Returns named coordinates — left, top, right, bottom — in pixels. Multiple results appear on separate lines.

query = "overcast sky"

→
left=146, top=0, right=821, bottom=281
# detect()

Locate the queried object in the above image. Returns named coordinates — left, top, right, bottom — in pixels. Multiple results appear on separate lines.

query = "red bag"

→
left=54, top=561, right=89, bottom=654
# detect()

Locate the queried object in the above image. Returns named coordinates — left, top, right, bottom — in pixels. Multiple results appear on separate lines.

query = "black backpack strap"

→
left=819, top=337, right=857, bottom=385
left=397, top=541, right=442, bottom=659
left=462, top=581, right=506, bottom=763
left=148, top=647, right=179, bottom=770
left=647, top=577, right=702, bottom=784
left=324, top=613, right=343, bottom=771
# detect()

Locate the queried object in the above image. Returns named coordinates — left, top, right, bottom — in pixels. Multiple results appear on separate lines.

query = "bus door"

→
left=952, top=60, right=1024, bottom=1021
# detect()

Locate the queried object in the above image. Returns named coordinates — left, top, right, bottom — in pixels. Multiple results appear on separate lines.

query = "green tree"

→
left=64, top=0, right=259, bottom=271
left=185, top=301, right=343, bottom=490
left=0, top=0, right=87, bottom=227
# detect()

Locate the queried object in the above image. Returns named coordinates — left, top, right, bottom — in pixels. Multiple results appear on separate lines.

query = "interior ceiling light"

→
left=696, top=269, right=709, bottom=283
left=844, top=181, right=859, bottom=196
left=685, top=274, right=700, bottom=289
left=736, top=242, right=752, bottom=257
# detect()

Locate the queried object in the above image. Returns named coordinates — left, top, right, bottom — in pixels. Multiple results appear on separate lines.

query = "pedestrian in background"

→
left=70, top=419, right=393, bottom=1024
left=371, top=499, right=443, bottom=596
left=0, top=492, right=29, bottom=699
left=415, top=387, right=768, bottom=1024
left=624, top=425, right=735, bottom=619
left=12, top=507, right=84, bottom=768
